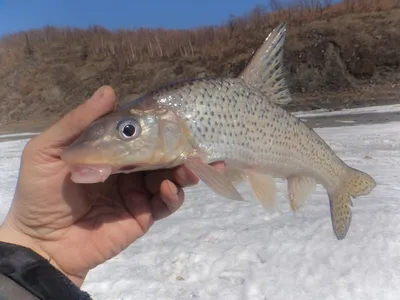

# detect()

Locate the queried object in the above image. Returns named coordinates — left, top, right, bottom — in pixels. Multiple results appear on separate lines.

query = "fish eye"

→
left=117, top=120, right=140, bottom=139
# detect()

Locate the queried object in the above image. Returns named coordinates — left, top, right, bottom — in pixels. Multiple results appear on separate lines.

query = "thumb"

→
left=37, top=85, right=116, bottom=149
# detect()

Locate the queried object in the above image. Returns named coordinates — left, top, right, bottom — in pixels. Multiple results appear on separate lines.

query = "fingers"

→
left=122, top=192, right=155, bottom=236
left=120, top=162, right=225, bottom=226
left=119, top=177, right=183, bottom=232
left=150, top=180, right=185, bottom=221
left=144, top=165, right=199, bottom=194
left=210, top=161, right=225, bottom=171
left=36, top=86, right=116, bottom=148
left=145, top=162, right=225, bottom=221
left=144, top=162, right=225, bottom=194
left=120, top=180, right=183, bottom=234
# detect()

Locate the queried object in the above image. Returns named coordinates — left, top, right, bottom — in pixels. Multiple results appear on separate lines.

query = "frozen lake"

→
left=0, top=105, right=399, bottom=300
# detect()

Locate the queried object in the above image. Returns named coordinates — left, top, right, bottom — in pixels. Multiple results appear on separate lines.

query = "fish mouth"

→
left=68, top=164, right=142, bottom=184
left=62, top=144, right=140, bottom=183
left=69, top=164, right=114, bottom=184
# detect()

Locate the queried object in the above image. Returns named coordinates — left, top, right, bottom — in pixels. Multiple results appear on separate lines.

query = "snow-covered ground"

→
left=293, top=103, right=400, bottom=118
left=0, top=106, right=399, bottom=300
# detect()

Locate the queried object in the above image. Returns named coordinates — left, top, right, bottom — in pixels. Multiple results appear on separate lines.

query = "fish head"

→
left=61, top=107, right=193, bottom=183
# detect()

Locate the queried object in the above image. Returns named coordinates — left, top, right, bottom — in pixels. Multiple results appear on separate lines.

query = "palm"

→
left=11, top=156, right=190, bottom=281
left=1, top=86, right=200, bottom=287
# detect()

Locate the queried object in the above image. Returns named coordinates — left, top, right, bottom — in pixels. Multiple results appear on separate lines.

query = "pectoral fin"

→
left=184, top=158, right=245, bottom=201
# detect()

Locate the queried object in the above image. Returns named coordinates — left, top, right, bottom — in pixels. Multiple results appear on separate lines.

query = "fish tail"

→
left=328, top=167, right=376, bottom=240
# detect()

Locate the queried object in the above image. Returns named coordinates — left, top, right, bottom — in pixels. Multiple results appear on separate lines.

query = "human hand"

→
left=0, top=86, right=200, bottom=287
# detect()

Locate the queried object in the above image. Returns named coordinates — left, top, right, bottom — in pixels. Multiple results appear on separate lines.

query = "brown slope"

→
left=0, top=1, right=399, bottom=129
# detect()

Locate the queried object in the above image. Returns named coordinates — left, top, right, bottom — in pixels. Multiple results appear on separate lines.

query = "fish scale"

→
left=61, top=23, right=376, bottom=240
left=149, top=77, right=346, bottom=186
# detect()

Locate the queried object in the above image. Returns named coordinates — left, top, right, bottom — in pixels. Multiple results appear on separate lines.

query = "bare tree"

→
left=227, top=14, right=238, bottom=39
left=323, top=0, right=333, bottom=7
left=269, top=0, right=282, bottom=12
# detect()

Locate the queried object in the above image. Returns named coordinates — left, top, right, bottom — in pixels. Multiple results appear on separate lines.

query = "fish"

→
left=61, top=23, right=376, bottom=240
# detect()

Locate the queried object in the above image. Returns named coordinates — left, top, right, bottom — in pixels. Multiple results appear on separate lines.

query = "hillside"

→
left=0, top=0, right=399, bottom=129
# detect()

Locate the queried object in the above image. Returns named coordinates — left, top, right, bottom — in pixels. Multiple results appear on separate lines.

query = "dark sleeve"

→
left=0, top=273, right=40, bottom=300
left=0, top=241, right=93, bottom=300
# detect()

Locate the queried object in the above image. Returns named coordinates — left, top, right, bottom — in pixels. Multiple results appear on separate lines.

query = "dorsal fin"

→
left=238, top=22, right=291, bottom=105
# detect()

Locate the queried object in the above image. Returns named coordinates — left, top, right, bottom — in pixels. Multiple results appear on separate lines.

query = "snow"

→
left=0, top=106, right=400, bottom=300
left=293, top=103, right=400, bottom=118
left=0, top=132, right=40, bottom=139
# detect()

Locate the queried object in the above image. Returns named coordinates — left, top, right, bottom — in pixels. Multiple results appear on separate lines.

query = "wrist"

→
left=0, top=221, right=49, bottom=259
left=0, top=240, right=92, bottom=299
left=0, top=221, right=85, bottom=287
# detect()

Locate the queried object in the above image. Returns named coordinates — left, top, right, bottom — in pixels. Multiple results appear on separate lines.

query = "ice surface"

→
left=0, top=107, right=399, bottom=300
left=294, top=103, right=400, bottom=118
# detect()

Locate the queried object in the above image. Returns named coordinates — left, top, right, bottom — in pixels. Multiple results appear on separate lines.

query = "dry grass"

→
left=0, top=0, right=399, bottom=126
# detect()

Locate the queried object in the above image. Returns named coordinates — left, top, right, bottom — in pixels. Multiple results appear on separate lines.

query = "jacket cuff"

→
left=0, top=241, right=92, bottom=300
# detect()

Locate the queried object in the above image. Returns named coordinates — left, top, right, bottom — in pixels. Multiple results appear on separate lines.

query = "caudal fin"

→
left=328, top=168, right=376, bottom=240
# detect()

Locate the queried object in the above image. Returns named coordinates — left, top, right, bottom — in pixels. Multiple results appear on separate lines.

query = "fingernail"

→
left=167, top=180, right=178, bottom=195
left=87, top=85, right=106, bottom=102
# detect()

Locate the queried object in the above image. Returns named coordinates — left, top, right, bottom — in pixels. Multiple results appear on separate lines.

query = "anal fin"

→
left=245, top=171, right=277, bottom=210
left=287, top=176, right=316, bottom=212
left=184, top=158, right=245, bottom=201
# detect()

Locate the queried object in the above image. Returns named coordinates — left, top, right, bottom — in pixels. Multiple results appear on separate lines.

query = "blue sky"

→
left=0, top=0, right=276, bottom=37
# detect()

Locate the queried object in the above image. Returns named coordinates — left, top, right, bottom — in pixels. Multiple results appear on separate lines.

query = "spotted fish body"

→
left=145, top=78, right=346, bottom=186
left=61, top=23, right=376, bottom=240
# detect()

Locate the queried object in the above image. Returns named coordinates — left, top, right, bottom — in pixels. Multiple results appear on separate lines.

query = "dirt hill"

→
left=0, top=0, right=399, bottom=129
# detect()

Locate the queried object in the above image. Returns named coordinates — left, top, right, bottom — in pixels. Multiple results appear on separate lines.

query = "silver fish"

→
left=61, top=23, right=376, bottom=240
